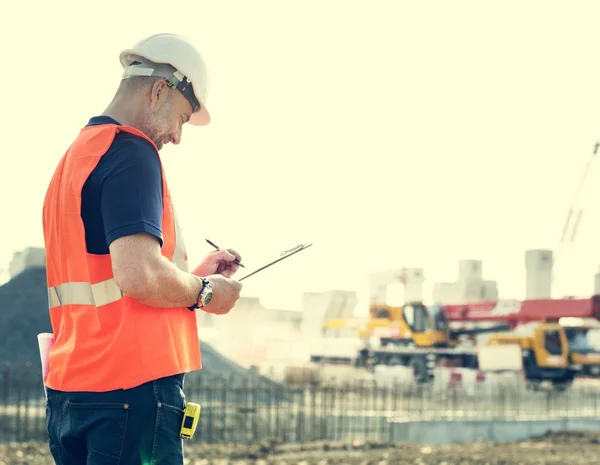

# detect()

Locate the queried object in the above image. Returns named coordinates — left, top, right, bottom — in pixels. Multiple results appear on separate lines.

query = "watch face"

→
left=203, top=293, right=213, bottom=306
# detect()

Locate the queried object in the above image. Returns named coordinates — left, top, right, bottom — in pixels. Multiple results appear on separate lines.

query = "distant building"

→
left=197, top=296, right=304, bottom=366
left=525, top=249, right=553, bottom=299
left=432, top=259, right=498, bottom=304
left=197, top=289, right=358, bottom=368
left=369, top=268, right=425, bottom=303
left=9, top=247, right=46, bottom=279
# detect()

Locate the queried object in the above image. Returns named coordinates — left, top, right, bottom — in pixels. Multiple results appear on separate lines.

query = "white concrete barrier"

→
left=374, top=365, right=414, bottom=387
left=390, top=417, right=600, bottom=444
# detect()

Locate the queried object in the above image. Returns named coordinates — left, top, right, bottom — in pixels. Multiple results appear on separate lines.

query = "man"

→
left=42, top=33, right=242, bottom=464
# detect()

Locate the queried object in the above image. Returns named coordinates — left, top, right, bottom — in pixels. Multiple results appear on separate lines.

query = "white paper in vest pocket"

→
left=37, top=333, right=55, bottom=399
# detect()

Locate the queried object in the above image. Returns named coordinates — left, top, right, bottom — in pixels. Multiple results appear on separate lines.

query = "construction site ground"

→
left=2, top=431, right=599, bottom=465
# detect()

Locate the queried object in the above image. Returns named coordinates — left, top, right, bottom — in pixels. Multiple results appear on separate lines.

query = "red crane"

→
left=443, top=295, right=600, bottom=328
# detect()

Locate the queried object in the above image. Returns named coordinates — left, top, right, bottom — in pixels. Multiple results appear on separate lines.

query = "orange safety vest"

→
left=42, top=123, right=201, bottom=392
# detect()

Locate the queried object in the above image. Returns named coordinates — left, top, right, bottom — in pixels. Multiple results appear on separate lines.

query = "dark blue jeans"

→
left=45, top=374, right=186, bottom=464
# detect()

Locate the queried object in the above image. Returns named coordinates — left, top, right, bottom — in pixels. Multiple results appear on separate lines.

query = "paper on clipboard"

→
left=238, top=243, right=312, bottom=282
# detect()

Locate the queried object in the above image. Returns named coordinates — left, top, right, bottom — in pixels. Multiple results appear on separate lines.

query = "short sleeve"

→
left=97, top=138, right=164, bottom=247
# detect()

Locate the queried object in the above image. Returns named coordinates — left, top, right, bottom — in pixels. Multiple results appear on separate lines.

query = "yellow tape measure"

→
left=179, top=402, right=201, bottom=440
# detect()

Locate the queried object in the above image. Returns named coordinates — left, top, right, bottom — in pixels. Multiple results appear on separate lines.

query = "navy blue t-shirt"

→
left=81, top=116, right=164, bottom=254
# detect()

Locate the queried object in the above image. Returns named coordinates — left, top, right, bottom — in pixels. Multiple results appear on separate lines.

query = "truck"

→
left=353, top=301, right=509, bottom=383
left=483, top=323, right=574, bottom=390
left=353, top=295, right=600, bottom=389
left=444, top=295, right=600, bottom=382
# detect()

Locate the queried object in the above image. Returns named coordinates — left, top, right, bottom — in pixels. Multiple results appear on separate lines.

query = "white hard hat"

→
left=119, top=33, right=210, bottom=126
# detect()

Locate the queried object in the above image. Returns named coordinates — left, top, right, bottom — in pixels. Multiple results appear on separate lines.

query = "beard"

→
left=139, top=93, right=173, bottom=151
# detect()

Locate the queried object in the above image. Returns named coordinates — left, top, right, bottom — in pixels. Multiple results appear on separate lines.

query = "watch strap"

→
left=188, top=277, right=210, bottom=311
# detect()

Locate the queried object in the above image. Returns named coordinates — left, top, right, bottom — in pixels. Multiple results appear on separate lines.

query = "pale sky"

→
left=2, top=0, right=600, bottom=315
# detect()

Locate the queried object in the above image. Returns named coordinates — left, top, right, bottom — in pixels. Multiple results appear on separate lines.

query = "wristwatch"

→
left=188, top=277, right=213, bottom=311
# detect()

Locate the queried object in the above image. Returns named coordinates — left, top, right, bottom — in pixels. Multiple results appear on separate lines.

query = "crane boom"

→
left=553, top=143, right=599, bottom=297
left=443, top=295, right=600, bottom=327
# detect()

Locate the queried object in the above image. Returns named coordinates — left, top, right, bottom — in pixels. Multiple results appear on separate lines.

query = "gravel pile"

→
left=0, top=268, right=51, bottom=371
left=2, top=431, right=600, bottom=465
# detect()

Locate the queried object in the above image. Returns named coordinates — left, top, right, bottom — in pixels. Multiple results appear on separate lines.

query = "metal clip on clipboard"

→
left=238, top=243, right=313, bottom=282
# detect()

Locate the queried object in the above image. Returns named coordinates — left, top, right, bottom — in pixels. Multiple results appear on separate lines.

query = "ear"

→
left=149, top=79, right=169, bottom=110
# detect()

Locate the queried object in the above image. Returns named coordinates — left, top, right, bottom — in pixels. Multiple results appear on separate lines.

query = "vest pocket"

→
left=65, top=400, right=129, bottom=462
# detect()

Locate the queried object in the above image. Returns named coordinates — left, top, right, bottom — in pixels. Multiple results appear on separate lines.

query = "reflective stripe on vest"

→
left=48, top=279, right=122, bottom=308
left=47, top=206, right=188, bottom=309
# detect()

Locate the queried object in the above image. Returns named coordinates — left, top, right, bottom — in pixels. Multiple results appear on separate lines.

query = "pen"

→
left=205, top=239, right=245, bottom=268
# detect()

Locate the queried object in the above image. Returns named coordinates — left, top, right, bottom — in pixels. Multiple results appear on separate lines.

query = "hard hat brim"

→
left=119, top=48, right=211, bottom=126
left=189, top=105, right=210, bottom=126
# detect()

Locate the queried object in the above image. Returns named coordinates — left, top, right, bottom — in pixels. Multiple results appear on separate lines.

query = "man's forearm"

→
left=134, top=256, right=204, bottom=308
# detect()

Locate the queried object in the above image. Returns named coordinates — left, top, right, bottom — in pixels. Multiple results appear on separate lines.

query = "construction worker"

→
left=42, top=33, right=242, bottom=464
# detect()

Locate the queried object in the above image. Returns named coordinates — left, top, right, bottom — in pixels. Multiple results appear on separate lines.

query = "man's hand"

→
left=203, top=274, right=243, bottom=315
left=193, top=249, right=242, bottom=278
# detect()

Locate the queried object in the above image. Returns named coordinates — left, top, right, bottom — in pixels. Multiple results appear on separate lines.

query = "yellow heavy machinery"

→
left=355, top=300, right=590, bottom=389
left=354, top=301, right=511, bottom=383
left=310, top=267, right=600, bottom=389
left=362, top=302, right=450, bottom=348
left=352, top=269, right=511, bottom=382
left=483, top=322, right=575, bottom=390
left=446, top=295, right=600, bottom=383
left=309, top=302, right=454, bottom=369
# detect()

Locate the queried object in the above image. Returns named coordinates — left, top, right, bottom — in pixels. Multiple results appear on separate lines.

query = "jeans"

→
left=45, top=374, right=186, bottom=465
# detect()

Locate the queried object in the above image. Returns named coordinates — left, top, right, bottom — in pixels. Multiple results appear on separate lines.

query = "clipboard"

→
left=238, top=243, right=312, bottom=281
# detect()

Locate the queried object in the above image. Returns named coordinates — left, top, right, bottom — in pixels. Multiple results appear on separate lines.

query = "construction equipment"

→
left=444, top=295, right=600, bottom=380
left=310, top=266, right=600, bottom=389
left=350, top=270, right=476, bottom=380
left=560, top=318, right=600, bottom=377
left=443, top=295, right=600, bottom=325
left=316, top=269, right=510, bottom=383
left=483, top=323, right=574, bottom=390
left=552, top=142, right=598, bottom=292
left=354, top=301, right=516, bottom=383
left=355, top=305, right=583, bottom=389
left=362, top=302, right=451, bottom=348
left=309, top=300, right=457, bottom=374
left=352, top=294, right=600, bottom=388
